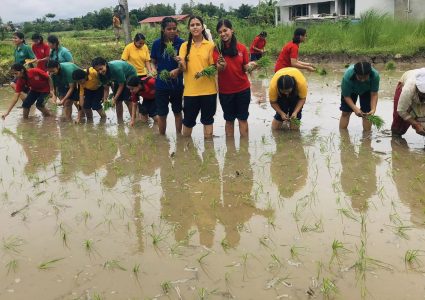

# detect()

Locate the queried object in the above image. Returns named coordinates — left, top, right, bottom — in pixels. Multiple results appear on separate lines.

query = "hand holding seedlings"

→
left=195, top=65, right=217, bottom=79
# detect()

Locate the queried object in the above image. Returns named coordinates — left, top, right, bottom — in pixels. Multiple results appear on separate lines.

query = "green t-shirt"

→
left=49, top=46, right=73, bottom=63
left=52, top=62, right=81, bottom=87
left=341, top=65, right=380, bottom=97
left=14, top=44, right=35, bottom=64
left=101, top=60, right=137, bottom=84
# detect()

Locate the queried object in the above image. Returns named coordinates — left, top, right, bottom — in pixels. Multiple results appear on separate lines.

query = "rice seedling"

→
left=103, top=259, right=127, bottom=271
left=197, top=251, right=211, bottom=265
left=404, top=249, right=424, bottom=268
left=163, top=41, right=177, bottom=58
left=385, top=60, right=396, bottom=70
left=290, top=118, right=301, bottom=127
left=255, top=56, right=272, bottom=69
left=81, top=210, right=92, bottom=225
left=329, top=239, right=351, bottom=266
left=159, top=69, right=171, bottom=82
left=290, top=245, right=305, bottom=260
left=320, top=278, right=338, bottom=299
left=337, top=208, right=359, bottom=222
left=301, top=219, right=324, bottom=233
left=365, top=115, right=385, bottom=130
left=92, top=293, right=104, bottom=300
left=84, top=239, right=95, bottom=254
left=316, top=67, right=327, bottom=76
left=198, top=287, right=209, bottom=299
left=132, top=263, right=140, bottom=280
left=195, top=65, right=217, bottom=79
left=221, top=238, right=230, bottom=252
left=38, top=257, right=65, bottom=270
left=214, top=37, right=223, bottom=55
left=103, top=100, right=113, bottom=111
left=161, top=280, right=172, bottom=294
left=5, top=259, right=18, bottom=274
left=2, top=236, right=25, bottom=254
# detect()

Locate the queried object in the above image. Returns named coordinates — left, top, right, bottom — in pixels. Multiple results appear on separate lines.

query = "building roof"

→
left=139, top=15, right=190, bottom=24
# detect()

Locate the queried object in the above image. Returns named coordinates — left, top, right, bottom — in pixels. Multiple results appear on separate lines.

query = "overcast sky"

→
left=1, top=0, right=261, bottom=23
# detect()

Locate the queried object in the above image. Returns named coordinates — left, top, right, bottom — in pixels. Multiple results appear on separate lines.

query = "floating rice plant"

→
left=385, top=60, right=396, bottom=70
left=132, top=263, right=140, bottom=280
left=195, top=65, right=217, bottom=79
left=103, top=259, right=127, bottom=271
left=405, top=249, right=424, bottom=268
left=38, top=257, right=65, bottom=270
left=161, top=280, right=172, bottom=294
left=221, top=238, right=230, bottom=252
left=316, top=67, right=328, bottom=76
left=2, top=236, right=25, bottom=254
left=5, top=259, right=18, bottom=274
left=320, top=278, right=338, bottom=299
left=329, top=239, right=351, bottom=266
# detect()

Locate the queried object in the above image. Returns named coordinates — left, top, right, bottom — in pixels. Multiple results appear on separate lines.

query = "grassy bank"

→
left=1, top=13, right=425, bottom=83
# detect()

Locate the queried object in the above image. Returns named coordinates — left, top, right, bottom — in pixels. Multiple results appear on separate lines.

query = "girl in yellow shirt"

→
left=178, top=16, right=217, bottom=139
left=121, top=33, right=154, bottom=77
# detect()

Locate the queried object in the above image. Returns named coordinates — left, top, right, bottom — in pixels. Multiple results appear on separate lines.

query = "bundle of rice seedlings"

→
left=214, top=37, right=223, bottom=55
left=247, top=56, right=272, bottom=73
left=366, top=114, right=385, bottom=129
left=194, top=65, right=217, bottom=79
left=290, top=118, right=301, bottom=127
left=163, top=41, right=176, bottom=58
left=103, top=100, right=113, bottom=111
left=159, top=69, right=171, bottom=82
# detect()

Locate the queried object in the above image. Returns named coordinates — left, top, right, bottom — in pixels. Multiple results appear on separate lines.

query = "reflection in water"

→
left=340, top=131, right=379, bottom=211
left=2, top=120, right=60, bottom=177
left=391, top=138, right=425, bottom=227
left=270, top=131, right=308, bottom=199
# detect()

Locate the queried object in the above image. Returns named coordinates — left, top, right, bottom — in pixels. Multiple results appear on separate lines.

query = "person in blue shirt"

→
left=339, top=61, right=380, bottom=131
left=150, top=17, right=185, bottom=135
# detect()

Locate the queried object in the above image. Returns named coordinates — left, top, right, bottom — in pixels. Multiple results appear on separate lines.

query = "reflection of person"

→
left=249, top=31, right=267, bottom=61
left=269, top=68, right=307, bottom=130
left=160, top=138, right=219, bottom=248
left=219, top=139, right=273, bottom=247
left=270, top=131, right=308, bottom=199
left=2, top=64, right=53, bottom=120
left=339, top=61, right=380, bottom=131
left=340, top=131, right=378, bottom=211
left=112, top=13, right=122, bottom=42
left=391, top=137, right=425, bottom=227
left=274, top=28, right=315, bottom=73
left=391, top=68, right=425, bottom=137
left=92, top=57, right=137, bottom=123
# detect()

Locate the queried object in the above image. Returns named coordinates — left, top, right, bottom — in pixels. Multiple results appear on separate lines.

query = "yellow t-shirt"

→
left=269, top=67, right=308, bottom=102
left=179, top=39, right=216, bottom=97
left=79, top=67, right=102, bottom=97
left=121, top=43, right=151, bottom=76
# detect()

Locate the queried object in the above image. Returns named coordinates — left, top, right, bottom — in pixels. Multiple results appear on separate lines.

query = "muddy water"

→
left=0, top=64, right=425, bottom=300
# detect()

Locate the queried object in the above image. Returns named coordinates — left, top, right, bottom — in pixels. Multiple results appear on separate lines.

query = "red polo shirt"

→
left=274, top=41, right=299, bottom=73
left=213, top=42, right=250, bottom=94
left=131, top=77, right=156, bottom=102
left=32, top=42, right=50, bottom=71
left=15, top=68, right=50, bottom=93
left=249, top=36, right=266, bottom=54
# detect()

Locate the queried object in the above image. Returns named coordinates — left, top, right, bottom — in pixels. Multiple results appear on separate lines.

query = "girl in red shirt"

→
left=274, top=28, right=315, bottom=73
left=31, top=33, right=50, bottom=71
left=2, top=63, right=53, bottom=120
left=249, top=31, right=267, bottom=61
left=214, top=19, right=256, bottom=137
left=127, top=76, right=158, bottom=127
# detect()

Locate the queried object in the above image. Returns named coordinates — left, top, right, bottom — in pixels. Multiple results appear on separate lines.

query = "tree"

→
left=234, top=4, right=253, bottom=19
left=250, top=0, right=277, bottom=25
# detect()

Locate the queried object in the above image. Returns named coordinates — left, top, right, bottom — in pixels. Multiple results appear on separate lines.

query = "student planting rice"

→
left=11, top=32, right=35, bottom=94
left=274, top=28, right=315, bottom=73
left=91, top=57, right=137, bottom=123
left=339, top=61, right=380, bottom=131
left=2, top=64, right=53, bottom=120
left=72, top=68, right=107, bottom=123
left=269, top=68, right=307, bottom=130
left=213, top=19, right=255, bottom=138
left=249, top=31, right=267, bottom=61
left=150, top=17, right=185, bottom=135
left=127, top=76, right=157, bottom=127
left=47, top=35, right=73, bottom=63
left=178, top=15, right=217, bottom=139
left=121, top=33, right=154, bottom=77
left=31, top=33, right=50, bottom=71
left=391, top=68, right=425, bottom=137
left=47, top=60, right=81, bottom=121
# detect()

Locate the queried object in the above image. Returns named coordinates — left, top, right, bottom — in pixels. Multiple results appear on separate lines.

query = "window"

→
left=290, top=4, right=309, bottom=19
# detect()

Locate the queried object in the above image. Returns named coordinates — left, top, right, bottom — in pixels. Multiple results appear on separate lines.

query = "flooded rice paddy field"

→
left=0, top=64, right=425, bottom=300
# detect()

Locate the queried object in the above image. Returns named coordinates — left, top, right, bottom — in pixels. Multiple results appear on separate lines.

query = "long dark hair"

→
left=127, top=76, right=148, bottom=91
left=160, top=17, right=178, bottom=55
left=185, top=15, right=208, bottom=63
left=277, top=75, right=297, bottom=97
left=354, top=61, right=372, bottom=75
left=13, top=32, right=26, bottom=44
left=47, top=35, right=60, bottom=49
left=32, top=33, right=44, bottom=43
left=133, top=33, right=145, bottom=43
left=293, top=28, right=306, bottom=44
left=216, top=19, right=238, bottom=57
left=11, top=63, right=28, bottom=81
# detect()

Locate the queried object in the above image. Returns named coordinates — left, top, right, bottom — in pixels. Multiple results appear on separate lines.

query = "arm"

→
left=48, top=77, right=56, bottom=103
left=290, top=58, right=315, bottom=71
left=113, top=83, right=125, bottom=105
left=291, top=98, right=306, bottom=118
left=2, top=93, right=21, bottom=119
left=343, top=96, right=363, bottom=116
left=60, top=83, right=76, bottom=105
left=367, top=92, right=378, bottom=115
left=271, top=101, right=289, bottom=121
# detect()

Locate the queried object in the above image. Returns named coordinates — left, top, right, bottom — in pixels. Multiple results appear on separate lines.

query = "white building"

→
left=275, top=0, right=425, bottom=24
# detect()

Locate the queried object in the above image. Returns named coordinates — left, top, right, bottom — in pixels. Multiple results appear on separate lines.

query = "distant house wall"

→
left=395, top=0, right=425, bottom=20
left=355, top=0, right=394, bottom=17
